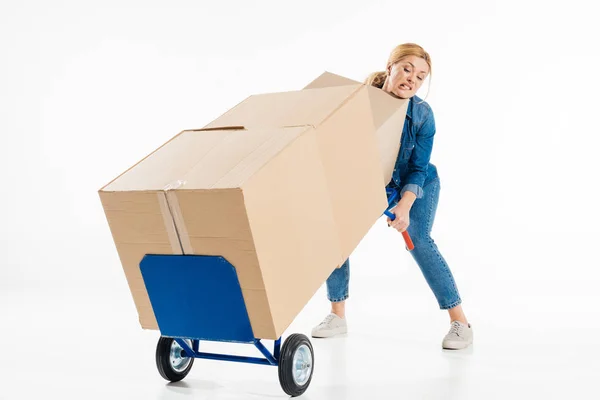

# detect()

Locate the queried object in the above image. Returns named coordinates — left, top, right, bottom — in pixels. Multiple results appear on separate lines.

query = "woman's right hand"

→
left=387, top=205, right=410, bottom=233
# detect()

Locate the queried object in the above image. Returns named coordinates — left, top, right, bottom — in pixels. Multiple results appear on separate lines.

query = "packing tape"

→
left=157, top=192, right=183, bottom=254
left=165, top=190, right=193, bottom=254
left=158, top=179, right=193, bottom=255
left=163, top=179, right=186, bottom=191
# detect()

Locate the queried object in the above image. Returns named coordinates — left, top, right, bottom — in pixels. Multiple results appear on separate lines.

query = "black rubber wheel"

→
left=155, top=337, right=194, bottom=382
left=278, top=333, right=314, bottom=397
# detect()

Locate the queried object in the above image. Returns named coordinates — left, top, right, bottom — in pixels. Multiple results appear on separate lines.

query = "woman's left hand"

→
left=387, top=204, right=410, bottom=232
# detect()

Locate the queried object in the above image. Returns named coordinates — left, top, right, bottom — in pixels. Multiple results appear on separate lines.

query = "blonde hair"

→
left=365, top=43, right=432, bottom=101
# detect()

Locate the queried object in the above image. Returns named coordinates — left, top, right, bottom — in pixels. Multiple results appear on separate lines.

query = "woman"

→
left=311, top=43, right=473, bottom=350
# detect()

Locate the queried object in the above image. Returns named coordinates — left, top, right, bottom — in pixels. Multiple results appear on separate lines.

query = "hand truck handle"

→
left=384, top=209, right=415, bottom=251
left=385, top=188, right=415, bottom=251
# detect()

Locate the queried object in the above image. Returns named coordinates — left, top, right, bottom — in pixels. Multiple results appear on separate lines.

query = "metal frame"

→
left=173, top=337, right=281, bottom=366
left=139, top=254, right=282, bottom=367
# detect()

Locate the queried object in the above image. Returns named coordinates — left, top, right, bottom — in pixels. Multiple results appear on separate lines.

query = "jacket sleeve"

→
left=401, top=109, right=436, bottom=199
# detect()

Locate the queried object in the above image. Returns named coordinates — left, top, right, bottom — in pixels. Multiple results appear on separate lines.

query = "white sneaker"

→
left=311, top=313, right=347, bottom=338
left=442, top=320, right=473, bottom=350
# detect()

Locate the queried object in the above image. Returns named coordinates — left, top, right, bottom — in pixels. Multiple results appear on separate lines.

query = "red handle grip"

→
left=385, top=188, right=415, bottom=251
left=402, top=231, right=414, bottom=251
left=384, top=209, right=414, bottom=251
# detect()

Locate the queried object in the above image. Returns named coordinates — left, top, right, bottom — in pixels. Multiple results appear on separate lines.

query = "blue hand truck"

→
left=139, top=254, right=313, bottom=397
left=138, top=188, right=408, bottom=397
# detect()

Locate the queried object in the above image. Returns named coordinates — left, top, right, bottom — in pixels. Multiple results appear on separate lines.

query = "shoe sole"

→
left=311, top=327, right=348, bottom=338
left=442, top=340, right=472, bottom=350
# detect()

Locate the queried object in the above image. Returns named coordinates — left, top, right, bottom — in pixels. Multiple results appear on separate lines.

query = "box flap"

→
left=365, top=85, right=410, bottom=185
left=302, top=71, right=361, bottom=89
left=202, top=84, right=362, bottom=131
left=182, top=126, right=311, bottom=189
left=365, top=85, right=409, bottom=130
left=100, top=126, right=311, bottom=192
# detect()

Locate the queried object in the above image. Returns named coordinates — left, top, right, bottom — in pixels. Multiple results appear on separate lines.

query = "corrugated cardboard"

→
left=99, top=72, right=409, bottom=340
left=303, top=72, right=409, bottom=186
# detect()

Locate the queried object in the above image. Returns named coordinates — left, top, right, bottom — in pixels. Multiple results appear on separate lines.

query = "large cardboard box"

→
left=99, top=72, right=409, bottom=340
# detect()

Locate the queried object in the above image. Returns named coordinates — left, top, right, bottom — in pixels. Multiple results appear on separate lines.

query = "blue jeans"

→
left=325, top=177, right=462, bottom=310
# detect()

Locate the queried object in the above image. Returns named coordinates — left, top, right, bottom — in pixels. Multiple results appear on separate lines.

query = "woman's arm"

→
left=388, top=108, right=436, bottom=232
left=401, top=109, right=436, bottom=199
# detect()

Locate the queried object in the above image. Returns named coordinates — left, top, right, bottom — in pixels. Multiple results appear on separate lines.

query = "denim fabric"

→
left=326, top=177, right=462, bottom=309
left=391, top=95, right=439, bottom=199
left=326, top=258, right=350, bottom=303
left=325, top=95, right=462, bottom=310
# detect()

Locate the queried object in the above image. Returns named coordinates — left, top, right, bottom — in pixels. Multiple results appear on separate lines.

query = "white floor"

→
left=2, top=273, right=598, bottom=400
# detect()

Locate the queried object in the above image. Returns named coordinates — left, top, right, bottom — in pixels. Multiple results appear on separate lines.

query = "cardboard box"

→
left=99, top=72, right=408, bottom=340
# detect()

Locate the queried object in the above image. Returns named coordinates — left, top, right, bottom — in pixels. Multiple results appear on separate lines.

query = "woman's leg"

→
left=326, top=258, right=350, bottom=317
left=311, top=259, right=350, bottom=338
left=405, top=177, right=465, bottom=320
left=404, top=177, right=472, bottom=348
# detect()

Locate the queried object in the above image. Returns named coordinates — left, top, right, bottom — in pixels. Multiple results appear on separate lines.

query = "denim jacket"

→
left=388, top=94, right=439, bottom=199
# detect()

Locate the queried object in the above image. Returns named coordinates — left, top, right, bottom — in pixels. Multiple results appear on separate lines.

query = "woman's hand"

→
left=387, top=204, right=410, bottom=232
left=387, top=191, right=416, bottom=233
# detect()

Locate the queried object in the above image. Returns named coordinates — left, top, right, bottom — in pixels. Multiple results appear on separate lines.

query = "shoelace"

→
left=319, top=314, right=336, bottom=327
left=449, top=321, right=463, bottom=337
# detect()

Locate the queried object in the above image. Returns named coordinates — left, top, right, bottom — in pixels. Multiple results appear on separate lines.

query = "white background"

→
left=1, top=0, right=599, bottom=399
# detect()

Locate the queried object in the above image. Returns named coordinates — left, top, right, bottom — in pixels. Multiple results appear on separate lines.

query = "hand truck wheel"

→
left=278, top=333, right=314, bottom=397
left=155, top=336, right=194, bottom=382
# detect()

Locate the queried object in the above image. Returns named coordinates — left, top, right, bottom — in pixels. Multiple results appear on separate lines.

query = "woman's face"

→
left=383, top=55, right=429, bottom=99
